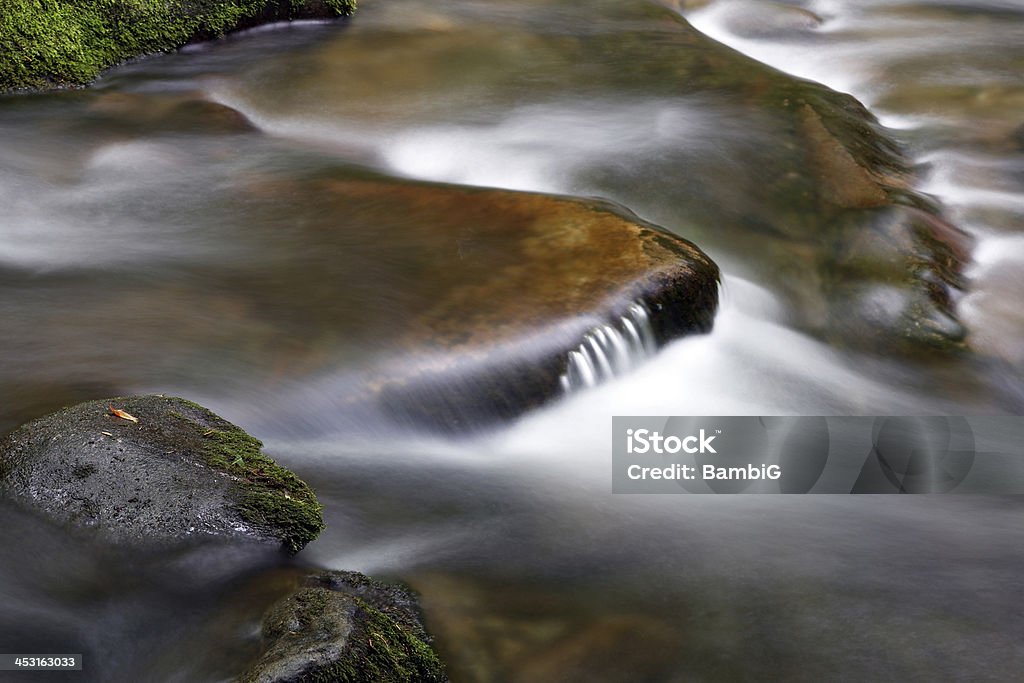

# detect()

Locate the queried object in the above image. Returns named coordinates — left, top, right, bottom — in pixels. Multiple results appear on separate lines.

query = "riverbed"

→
left=2, top=0, right=1023, bottom=680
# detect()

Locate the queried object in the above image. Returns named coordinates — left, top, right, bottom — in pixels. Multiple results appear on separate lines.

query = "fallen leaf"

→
left=109, top=405, right=139, bottom=423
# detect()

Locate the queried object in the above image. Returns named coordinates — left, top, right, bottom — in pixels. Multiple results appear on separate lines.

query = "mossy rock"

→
left=0, top=0, right=356, bottom=93
left=0, top=395, right=323, bottom=553
left=238, top=570, right=448, bottom=683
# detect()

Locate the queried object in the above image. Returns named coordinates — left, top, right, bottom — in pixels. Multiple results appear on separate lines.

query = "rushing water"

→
left=2, top=0, right=1024, bottom=681
left=559, top=302, right=656, bottom=392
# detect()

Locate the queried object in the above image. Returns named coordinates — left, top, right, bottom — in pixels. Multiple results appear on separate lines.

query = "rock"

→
left=288, top=178, right=720, bottom=427
left=238, top=570, right=447, bottom=683
left=0, top=1, right=356, bottom=93
left=0, top=158, right=720, bottom=433
left=0, top=395, right=323, bottom=553
left=820, top=206, right=972, bottom=350
left=412, top=573, right=683, bottom=683
left=85, top=92, right=258, bottom=136
left=273, top=0, right=963, bottom=354
left=798, top=103, right=891, bottom=209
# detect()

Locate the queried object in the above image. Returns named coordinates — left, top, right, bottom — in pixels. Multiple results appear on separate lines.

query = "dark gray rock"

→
left=0, top=395, right=323, bottom=553
left=238, top=570, right=448, bottom=683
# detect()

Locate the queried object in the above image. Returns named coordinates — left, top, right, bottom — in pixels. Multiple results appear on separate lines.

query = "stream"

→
left=2, top=0, right=1023, bottom=680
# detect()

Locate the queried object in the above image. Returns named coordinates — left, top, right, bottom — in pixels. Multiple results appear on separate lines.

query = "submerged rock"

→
left=84, top=92, right=259, bottom=136
left=250, top=0, right=969, bottom=354
left=0, top=396, right=323, bottom=553
left=822, top=206, right=971, bottom=350
left=413, top=573, right=684, bottom=683
left=238, top=570, right=447, bottom=683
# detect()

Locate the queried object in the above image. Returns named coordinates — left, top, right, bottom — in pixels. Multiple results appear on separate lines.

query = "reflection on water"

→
left=2, top=0, right=1024, bottom=680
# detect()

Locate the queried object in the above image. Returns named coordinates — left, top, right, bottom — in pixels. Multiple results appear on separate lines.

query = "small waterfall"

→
left=559, top=301, right=657, bottom=392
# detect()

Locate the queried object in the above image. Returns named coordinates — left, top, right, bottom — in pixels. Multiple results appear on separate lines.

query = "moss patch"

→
left=0, top=0, right=356, bottom=93
left=329, top=598, right=448, bottom=683
left=170, top=399, right=324, bottom=554
left=252, top=587, right=447, bottom=683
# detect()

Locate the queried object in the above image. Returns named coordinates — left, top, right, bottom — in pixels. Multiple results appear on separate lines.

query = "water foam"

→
left=559, top=302, right=657, bottom=392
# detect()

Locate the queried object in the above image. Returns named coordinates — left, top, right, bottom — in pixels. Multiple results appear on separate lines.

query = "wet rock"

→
left=0, top=395, right=323, bottom=553
left=820, top=206, right=972, bottom=350
left=799, top=104, right=890, bottom=209
left=238, top=570, right=447, bottom=683
left=133, top=0, right=964, bottom=355
left=86, top=92, right=258, bottom=136
left=287, top=177, right=720, bottom=427
left=0, top=1, right=355, bottom=93
left=298, top=0, right=959, bottom=354
left=0, top=158, right=720, bottom=433
left=413, top=573, right=683, bottom=683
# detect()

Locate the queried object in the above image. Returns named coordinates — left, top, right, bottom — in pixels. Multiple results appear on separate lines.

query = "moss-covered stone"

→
left=0, top=0, right=356, bottom=93
left=0, top=395, right=324, bottom=553
left=170, top=399, right=324, bottom=553
left=239, top=570, right=448, bottom=683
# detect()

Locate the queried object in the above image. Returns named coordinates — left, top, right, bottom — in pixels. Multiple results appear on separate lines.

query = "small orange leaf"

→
left=109, top=404, right=139, bottom=423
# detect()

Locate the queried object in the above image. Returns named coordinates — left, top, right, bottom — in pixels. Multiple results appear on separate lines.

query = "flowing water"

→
left=2, top=0, right=1024, bottom=681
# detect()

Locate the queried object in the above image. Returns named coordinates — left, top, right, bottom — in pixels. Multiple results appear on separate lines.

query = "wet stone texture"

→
left=0, top=395, right=324, bottom=554
left=238, top=570, right=448, bottom=683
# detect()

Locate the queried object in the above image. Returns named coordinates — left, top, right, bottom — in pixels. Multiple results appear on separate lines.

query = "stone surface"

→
left=258, top=0, right=968, bottom=354
left=0, top=395, right=323, bottom=553
left=821, top=206, right=972, bottom=350
left=0, top=0, right=356, bottom=92
left=238, top=570, right=448, bottom=683
left=413, top=573, right=684, bottom=683
left=289, top=178, right=720, bottom=426
left=0, top=155, right=721, bottom=433
left=84, top=92, right=259, bottom=136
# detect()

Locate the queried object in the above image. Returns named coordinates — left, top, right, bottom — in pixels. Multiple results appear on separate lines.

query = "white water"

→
left=559, top=301, right=657, bottom=392
left=684, top=0, right=1024, bottom=369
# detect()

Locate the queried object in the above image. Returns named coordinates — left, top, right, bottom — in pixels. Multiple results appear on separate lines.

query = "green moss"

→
left=0, top=0, right=356, bottom=92
left=236, top=488, right=324, bottom=555
left=201, top=426, right=324, bottom=554
left=317, top=598, right=448, bottom=683
left=244, top=586, right=446, bottom=683
left=170, top=400, right=324, bottom=553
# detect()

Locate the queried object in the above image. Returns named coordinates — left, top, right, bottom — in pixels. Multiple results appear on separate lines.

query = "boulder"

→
left=276, top=177, right=720, bottom=427
left=238, top=570, right=448, bottom=683
left=0, top=1, right=356, bottom=93
left=252, top=0, right=969, bottom=353
left=3, top=165, right=720, bottom=432
left=0, top=395, right=323, bottom=553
